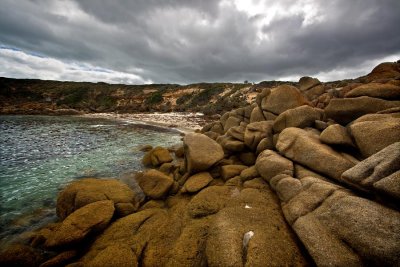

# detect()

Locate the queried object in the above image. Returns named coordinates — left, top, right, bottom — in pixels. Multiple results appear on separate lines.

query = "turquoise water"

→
left=0, top=115, right=181, bottom=240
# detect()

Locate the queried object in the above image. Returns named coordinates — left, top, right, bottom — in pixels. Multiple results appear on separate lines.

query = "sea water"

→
left=0, top=115, right=181, bottom=242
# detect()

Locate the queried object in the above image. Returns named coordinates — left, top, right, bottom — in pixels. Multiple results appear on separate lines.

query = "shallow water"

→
left=0, top=115, right=181, bottom=241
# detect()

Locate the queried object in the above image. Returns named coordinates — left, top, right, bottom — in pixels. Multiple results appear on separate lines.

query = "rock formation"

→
left=1, top=61, right=400, bottom=266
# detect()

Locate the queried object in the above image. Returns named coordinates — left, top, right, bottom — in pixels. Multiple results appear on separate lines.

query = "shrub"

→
left=145, top=91, right=163, bottom=105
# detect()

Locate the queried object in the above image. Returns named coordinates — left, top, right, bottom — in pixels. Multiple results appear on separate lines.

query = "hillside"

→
left=0, top=75, right=358, bottom=117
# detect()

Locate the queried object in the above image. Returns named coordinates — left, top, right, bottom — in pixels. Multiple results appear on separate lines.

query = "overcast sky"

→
left=1, top=0, right=399, bottom=84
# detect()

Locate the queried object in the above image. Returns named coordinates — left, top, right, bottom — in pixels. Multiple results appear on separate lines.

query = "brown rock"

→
left=240, top=166, right=259, bottom=181
left=345, top=82, right=400, bottom=100
left=250, top=106, right=266, bottom=123
left=86, top=244, right=138, bottom=267
left=349, top=115, right=400, bottom=157
left=223, top=116, right=242, bottom=132
left=142, top=147, right=173, bottom=167
left=238, top=151, right=256, bottom=166
left=244, top=121, right=274, bottom=150
left=45, top=200, right=115, bottom=248
left=255, top=150, right=294, bottom=182
left=40, top=250, right=77, bottom=267
left=221, top=165, right=248, bottom=181
left=216, top=134, right=246, bottom=152
left=272, top=105, right=324, bottom=133
left=276, top=128, right=355, bottom=181
left=320, top=124, right=355, bottom=147
left=0, top=244, right=44, bottom=267
left=273, top=176, right=400, bottom=266
left=341, top=142, right=400, bottom=199
left=187, top=186, right=236, bottom=218
left=261, top=85, right=310, bottom=115
left=298, top=76, right=321, bottom=91
left=184, top=133, right=224, bottom=173
left=226, top=125, right=246, bottom=141
left=365, top=62, right=400, bottom=82
left=136, top=169, right=174, bottom=199
left=57, top=178, right=139, bottom=220
left=325, top=96, right=400, bottom=124
left=183, top=172, right=213, bottom=193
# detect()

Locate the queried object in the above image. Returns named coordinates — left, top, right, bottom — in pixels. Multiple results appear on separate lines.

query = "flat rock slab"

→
left=342, top=142, right=400, bottom=199
left=57, top=178, right=138, bottom=220
left=45, top=200, right=115, bottom=248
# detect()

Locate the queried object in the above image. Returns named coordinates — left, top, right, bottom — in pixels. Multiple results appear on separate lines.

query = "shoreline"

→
left=77, top=112, right=208, bottom=133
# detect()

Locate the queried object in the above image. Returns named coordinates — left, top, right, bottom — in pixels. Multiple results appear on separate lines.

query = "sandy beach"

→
left=78, top=112, right=209, bottom=133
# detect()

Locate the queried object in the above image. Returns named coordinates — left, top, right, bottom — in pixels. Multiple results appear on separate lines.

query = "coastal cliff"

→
left=1, top=61, right=400, bottom=266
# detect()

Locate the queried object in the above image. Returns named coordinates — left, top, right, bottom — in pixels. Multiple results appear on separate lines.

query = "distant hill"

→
left=1, top=61, right=398, bottom=116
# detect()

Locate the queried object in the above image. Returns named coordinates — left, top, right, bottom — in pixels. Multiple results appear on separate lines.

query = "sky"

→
left=0, top=0, right=399, bottom=85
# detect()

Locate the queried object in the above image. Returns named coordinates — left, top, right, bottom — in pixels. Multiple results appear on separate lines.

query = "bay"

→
left=0, top=115, right=181, bottom=241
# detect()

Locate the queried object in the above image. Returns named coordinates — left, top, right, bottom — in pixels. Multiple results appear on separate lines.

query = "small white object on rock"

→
left=243, top=231, right=255, bottom=250
left=245, top=204, right=252, bottom=209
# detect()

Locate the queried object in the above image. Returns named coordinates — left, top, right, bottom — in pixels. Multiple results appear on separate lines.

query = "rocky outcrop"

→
left=349, top=113, right=400, bottom=157
left=345, top=82, right=400, bottom=99
left=184, top=133, right=224, bottom=173
left=325, top=96, right=400, bottom=124
left=56, top=178, right=140, bottom=220
left=261, top=85, right=309, bottom=115
left=272, top=105, right=324, bottom=133
left=4, top=61, right=400, bottom=267
left=45, top=200, right=115, bottom=248
left=276, top=127, right=356, bottom=181
left=341, top=142, right=400, bottom=199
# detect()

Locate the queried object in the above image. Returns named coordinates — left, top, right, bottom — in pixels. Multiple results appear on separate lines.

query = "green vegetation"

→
left=145, top=91, right=164, bottom=105
left=189, top=85, right=225, bottom=106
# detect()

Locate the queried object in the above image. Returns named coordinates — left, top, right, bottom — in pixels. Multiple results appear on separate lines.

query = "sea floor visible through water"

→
left=0, top=114, right=187, bottom=245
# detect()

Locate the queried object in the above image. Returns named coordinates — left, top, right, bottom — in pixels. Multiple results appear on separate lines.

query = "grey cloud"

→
left=0, top=0, right=399, bottom=84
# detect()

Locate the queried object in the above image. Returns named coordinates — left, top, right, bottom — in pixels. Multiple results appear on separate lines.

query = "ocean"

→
left=0, top=115, right=181, bottom=243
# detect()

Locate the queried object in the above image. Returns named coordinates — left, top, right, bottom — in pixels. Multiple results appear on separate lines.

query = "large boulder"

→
left=142, top=147, right=173, bottom=167
left=349, top=114, right=400, bottom=158
left=341, top=142, right=400, bottom=199
left=345, top=82, right=400, bottom=100
left=298, top=76, right=321, bottom=91
left=183, top=172, right=213, bottom=193
left=276, top=128, right=356, bottom=181
left=184, top=133, right=224, bottom=173
left=278, top=176, right=400, bottom=266
left=136, top=169, right=174, bottom=199
left=244, top=121, right=274, bottom=150
left=325, top=96, right=400, bottom=124
left=261, top=85, right=310, bottom=115
left=45, top=200, right=115, bottom=248
left=57, top=178, right=140, bottom=220
left=255, top=150, right=294, bottom=182
left=272, top=105, right=324, bottom=133
left=364, top=62, right=400, bottom=82
left=77, top=209, right=161, bottom=266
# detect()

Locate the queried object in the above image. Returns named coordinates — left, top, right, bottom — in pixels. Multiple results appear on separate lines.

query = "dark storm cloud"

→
left=0, top=0, right=399, bottom=84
